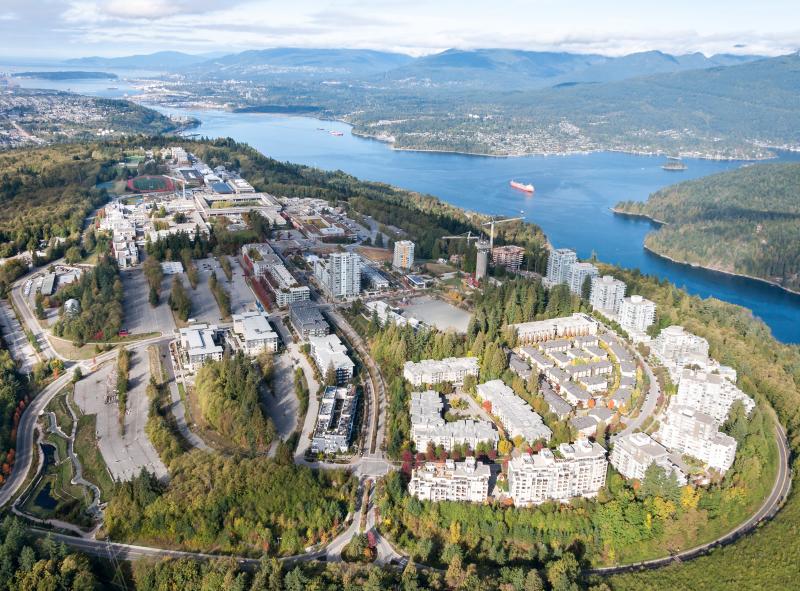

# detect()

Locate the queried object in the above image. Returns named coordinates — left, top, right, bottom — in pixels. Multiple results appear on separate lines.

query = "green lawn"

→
left=74, top=414, right=115, bottom=501
left=46, top=387, right=74, bottom=435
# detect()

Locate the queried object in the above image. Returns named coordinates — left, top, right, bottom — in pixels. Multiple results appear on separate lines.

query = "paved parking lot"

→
left=223, top=257, right=255, bottom=315
left=190, top=258, right=256, bottom=322
left=0, top=301, right=37, bottom=374
left=182, top=262, right=221, bottom=324
left=121, top=268, right=175, bottom=335
left=74, top=352, right=168, bottom=482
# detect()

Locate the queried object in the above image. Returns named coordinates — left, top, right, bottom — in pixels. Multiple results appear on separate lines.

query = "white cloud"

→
left=1, top=0, right=799, bottom=59
left=63, top=0, right=242, bottom=22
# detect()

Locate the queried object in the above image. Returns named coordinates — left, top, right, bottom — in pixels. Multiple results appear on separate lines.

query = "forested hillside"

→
left=0, top=143, right=113, bottom=258
left=104, top=454, right=357, bottom=556
left=615, top=162, right=800, bottom=291
left=195, top=353, right=275, bottom=453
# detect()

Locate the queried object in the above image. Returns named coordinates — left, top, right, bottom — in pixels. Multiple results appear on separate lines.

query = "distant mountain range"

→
left=189, top=48, right=414, bottom=78
left=374, top=48, right=761, bottom=88
left=59, top=47, right=763, bottom=87
left=516, top=53, right=800, bottom=144
left=63, top=51, right=220, bottom=70
left=12, top=71, right=118, bottom=80
left=53, top=47, right=799, bottom=158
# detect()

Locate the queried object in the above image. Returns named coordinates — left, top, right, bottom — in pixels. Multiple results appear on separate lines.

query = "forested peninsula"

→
left=615, top=162, right=800, bottom=292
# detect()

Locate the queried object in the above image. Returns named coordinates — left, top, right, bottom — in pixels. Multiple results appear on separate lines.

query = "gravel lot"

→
left=400, top=296, right=472, bottom=333
left=74, top=352, right=167, bottom=482
left=263, top=352, right=299, bottom=441
left=121, top=268, right=175, bottom=335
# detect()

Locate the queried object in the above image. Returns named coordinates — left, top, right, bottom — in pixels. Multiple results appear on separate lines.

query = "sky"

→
left=1, top=0, right=799, bottom=60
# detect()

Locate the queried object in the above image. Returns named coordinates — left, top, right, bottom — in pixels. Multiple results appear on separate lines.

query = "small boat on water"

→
left=662, top=157, right=687, bottom=171
left=510, top=180, right=535, bottom=193
left=330, top=130, right=344, bottom=137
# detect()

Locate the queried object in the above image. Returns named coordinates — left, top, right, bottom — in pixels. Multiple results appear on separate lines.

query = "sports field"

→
left=126, top=175, right=174, bottom=193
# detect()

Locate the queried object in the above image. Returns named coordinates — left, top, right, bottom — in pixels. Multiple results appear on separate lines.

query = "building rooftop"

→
left=542, top=388, right=572, bottom=416
left=477, top=380, right=551, bottom=442
left=589, top=407, right=615, bottom=423
left=404, top=357, right=479, bottom=376
left=418, top=456, right=491, bottom=480
left=290, top=301, right=326, bottom=321
left=309, top=334, right=354, bottom=372
left=570, top=415, right=598, bottom=431
left=613, top=432, right=668, bottom=463
left=232, top=311, right=277, bottom=343
left=520, top=346, right=554, bottom=368
left=179, top=325, right=223, bottom=358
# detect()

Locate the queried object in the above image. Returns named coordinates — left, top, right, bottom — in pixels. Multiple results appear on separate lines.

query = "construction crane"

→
left=164, top=175, right=187, bottom=199
left=482, top=213, right=524, bottom=249
left=440, top=230, right=479, bottom=244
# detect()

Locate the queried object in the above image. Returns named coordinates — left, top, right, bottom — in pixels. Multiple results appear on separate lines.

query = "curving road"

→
left=591, top=416, right=792, bottom=575
left=5, top=271, right=793, bottom=579
left=613, top=344, right=660, bottom=440
left=0, top=372, right=74, bottom=508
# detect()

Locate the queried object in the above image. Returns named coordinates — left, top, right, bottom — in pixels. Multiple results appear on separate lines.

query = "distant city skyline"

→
left=1, top=0, right=799, bottom=60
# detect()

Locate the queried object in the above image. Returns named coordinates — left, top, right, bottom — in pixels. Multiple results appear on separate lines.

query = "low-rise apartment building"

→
left=408, top=457, right=491, bottom=503
left=361, top=262, right=390, bottom=291
left=311, top=386, right=358, bottom=454
left=477, top=380, right=551, bottom=443
left=403, top=357, right=479, bottom=387
left=241, top=242, right=309, bottom=307
left=655, top=404, right=737, bottom=473
left=231, top=311, right=279, bottom=354
left=179, top=324, right=223, bottom=371
left=289, top=301, right=329, bottom=339
left=410, top=390, right=498, bottom=452
left=309, top=334, right=355, bottom=385
left=510, top=314, right=598, bottom=344
left=507, top=441, right=608, bottom=506
left=610, top=432, right=687, bottom=484
left=491, top=245, right=525, bottom=272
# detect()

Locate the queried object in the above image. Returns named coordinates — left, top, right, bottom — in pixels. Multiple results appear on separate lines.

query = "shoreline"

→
left=609, top=207, right=667, bottom=225
left=642, top=243, right=800, bottom=298
left=151, top=102, right=777, bottom=163
left=611, top=206, right=800, bottom=297
left=348, top=125, right=777, bottom=162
